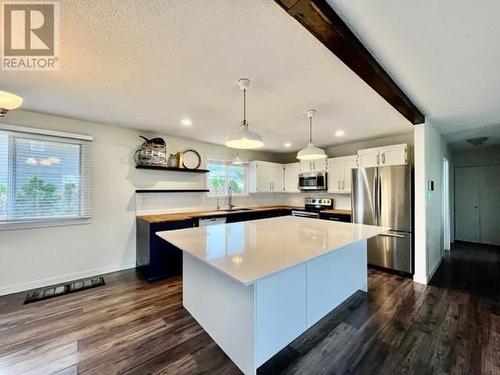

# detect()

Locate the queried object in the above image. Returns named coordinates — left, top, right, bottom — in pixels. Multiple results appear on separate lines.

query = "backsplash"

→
left=135, top=192, right=290, bottom=216
left=135, top=192, right=352, bottom=216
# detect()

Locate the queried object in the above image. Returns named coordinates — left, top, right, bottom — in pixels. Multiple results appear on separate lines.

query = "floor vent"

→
left=24, top=276, right=105, bottom=304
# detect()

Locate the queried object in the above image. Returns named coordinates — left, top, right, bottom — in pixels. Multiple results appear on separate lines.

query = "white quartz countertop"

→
left=156, top=216, right=389, bottom=285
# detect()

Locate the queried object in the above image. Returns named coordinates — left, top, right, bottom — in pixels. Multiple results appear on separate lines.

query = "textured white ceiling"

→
left=445, top=123, right=500, bottom=150
left=328, top=0, right=500, bottom=135
left=0, top=0, right=412, bottom=152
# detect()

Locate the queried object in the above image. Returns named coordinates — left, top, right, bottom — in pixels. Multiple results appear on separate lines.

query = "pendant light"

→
left=296, top=109, right=326, bottom=160
left=226, top=78, right=264, bottom=149
left=0, top=90, right=23, bottom=117
left=232, top=150, right=247, bottom=165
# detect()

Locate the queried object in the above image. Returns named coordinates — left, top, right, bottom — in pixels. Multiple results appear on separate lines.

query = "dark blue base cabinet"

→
left=136, top=218, right=195, bottom=282
left=136, top=209, right=291, bottom=282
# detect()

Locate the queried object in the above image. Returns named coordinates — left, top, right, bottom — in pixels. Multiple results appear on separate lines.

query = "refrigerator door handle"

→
left=374, top=174, right=380, bottom=225
left=378, top=175, right=382, bottom=223
left=379, top=232, right=406, bottom=239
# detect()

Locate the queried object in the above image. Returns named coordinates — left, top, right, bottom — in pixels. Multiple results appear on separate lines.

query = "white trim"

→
left=0, top=217, right=91, bottom=230
left=0, top=123, right=93, bottom=141
left=427, top=256, right=442, bottom=283
left=0, top=262, right=136, bottom=296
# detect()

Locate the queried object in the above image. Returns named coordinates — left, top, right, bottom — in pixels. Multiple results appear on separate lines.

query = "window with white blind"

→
left=0, top=128, right=91, bottom=227
left=206, top=159, right=247, bottom=196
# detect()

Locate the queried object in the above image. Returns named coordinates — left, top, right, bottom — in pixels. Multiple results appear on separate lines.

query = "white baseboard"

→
left=0, top=262, right=136, bottom=297
left=427, top=257, right=442, bottom=283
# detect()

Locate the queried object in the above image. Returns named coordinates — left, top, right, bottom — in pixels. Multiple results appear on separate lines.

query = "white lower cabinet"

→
left=249, top=161, right=284, bottom=193
left=327, top=155, right=358, bottom=194
left=284, top=163, right=300, bottom=193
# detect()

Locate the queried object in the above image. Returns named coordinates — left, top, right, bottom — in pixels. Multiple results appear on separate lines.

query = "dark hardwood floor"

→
left=0, top=242, right=498, bottom=374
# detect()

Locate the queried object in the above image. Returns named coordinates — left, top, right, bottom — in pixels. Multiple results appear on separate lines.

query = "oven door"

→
left=291, top=210, right=320, bottom=219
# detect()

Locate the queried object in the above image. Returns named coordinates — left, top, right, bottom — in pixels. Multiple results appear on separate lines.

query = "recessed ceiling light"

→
left=181, top=118, right=192, bottom=126
left=335, top=130, right=345, bottom=137
left=284, top=142, right=292, bottom=148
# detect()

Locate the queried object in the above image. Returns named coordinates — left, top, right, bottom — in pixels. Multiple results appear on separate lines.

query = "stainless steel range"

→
left=291, top=197, right=333, bottom=219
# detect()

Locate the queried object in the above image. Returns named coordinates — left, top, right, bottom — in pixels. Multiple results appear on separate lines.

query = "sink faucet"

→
left=227, top=187, right=235, bottom=211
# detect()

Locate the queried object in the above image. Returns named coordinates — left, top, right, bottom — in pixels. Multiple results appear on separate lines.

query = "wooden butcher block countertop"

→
left=137, top=205, right=299, bottom=224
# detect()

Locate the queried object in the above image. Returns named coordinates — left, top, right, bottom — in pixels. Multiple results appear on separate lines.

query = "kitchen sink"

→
left=216, top=208, right=252, bottom=213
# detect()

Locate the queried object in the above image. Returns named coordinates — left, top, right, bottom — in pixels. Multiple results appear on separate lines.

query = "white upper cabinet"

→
left=249, top=161, right=284, bottom=193
left=272, top=163, right=284, bottom=192
left=378, top=144, right=407, bottom=166
left=299, top=158, right=327, bottom=173
left=358, top=144, right=407, bottom=168
left=357, top=148, right=380, bottom=168
left=327, top=156, right=358, bottom=194
left=284, top=163, right=300, bottom=193
left=342, top=156, right=358, bottom=192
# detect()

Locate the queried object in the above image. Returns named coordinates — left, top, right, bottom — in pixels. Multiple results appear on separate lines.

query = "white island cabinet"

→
left=157, top=216, right=388, bottom=374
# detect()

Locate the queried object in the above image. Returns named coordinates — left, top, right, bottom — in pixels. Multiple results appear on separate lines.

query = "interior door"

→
left=479, top=165, right=500, bottom=245
left=378, top=165, right=411, bottom=232
left=342, top=156, right=358, bottom=193
left=352, top=167, right=377, bottom=226
left=455, top=167, right=480, bottom=243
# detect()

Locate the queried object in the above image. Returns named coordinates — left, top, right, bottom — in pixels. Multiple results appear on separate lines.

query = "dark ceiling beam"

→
left=275, top=0, right=425, bottom=124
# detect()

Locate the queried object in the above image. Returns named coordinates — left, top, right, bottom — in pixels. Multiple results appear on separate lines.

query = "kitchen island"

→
left=157, top=216, right=388, bottom=374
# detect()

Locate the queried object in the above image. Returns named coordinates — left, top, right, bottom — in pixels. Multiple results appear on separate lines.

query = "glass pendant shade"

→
left=226, top=78, right=264, bottom=149
left=0, top=90, right=23, bottom=116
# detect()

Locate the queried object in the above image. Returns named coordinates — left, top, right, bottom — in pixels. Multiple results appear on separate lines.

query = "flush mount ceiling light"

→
left=466, top=137, right=489, bottom=146
left=335, top=130, right=345, bottom=137
left=296, top=109, right=326, bottom=160
left=226, top=78, right=264, bottom=149
left=0, top=90, right=23, bottom=117
left=284, top=142, right=292, bottom=148
left=181, top=118, right=192, bottom=126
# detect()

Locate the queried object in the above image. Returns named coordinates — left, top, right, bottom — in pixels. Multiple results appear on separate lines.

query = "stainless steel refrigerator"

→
left=351, top=165, right=413, bottom=274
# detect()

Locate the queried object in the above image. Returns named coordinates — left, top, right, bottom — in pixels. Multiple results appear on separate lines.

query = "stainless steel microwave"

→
left=298, top=171, right=327, bottom=191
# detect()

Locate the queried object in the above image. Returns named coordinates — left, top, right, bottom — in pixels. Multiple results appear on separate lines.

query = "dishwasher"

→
left=198, top=217, right=227, bottom=226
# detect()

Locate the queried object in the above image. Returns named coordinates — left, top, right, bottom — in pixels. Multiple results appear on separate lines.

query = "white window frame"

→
left=206, top=157, right=249, bottom=198
left=0, top=124, right=92, bottom=230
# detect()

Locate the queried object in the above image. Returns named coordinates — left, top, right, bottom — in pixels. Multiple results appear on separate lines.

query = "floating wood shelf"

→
left=135, top=189, right=210, bottom=193
left=135, top=165, right=209, bottom=173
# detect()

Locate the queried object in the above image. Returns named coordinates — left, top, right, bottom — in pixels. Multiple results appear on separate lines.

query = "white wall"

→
left=413, top=120, right=450, bottom=285
left=452, top=144, right=500, bottom=167
left=0, top=110, right=286, bottom=295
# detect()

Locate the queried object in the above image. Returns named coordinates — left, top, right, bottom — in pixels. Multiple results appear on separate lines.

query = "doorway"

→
left=454, top=165, right=500, bottom=245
